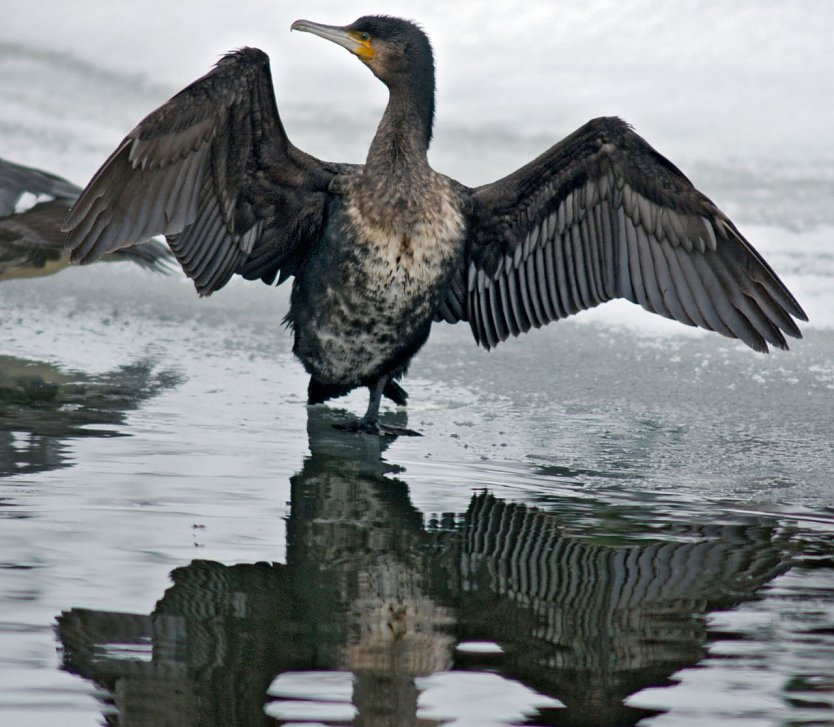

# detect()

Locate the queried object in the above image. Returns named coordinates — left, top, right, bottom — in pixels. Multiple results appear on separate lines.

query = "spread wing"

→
left=0, top=160, right=171, bottom=280
left=440, top=117, right=806, bottom=352
left=66, top=48, right=340, bottom=295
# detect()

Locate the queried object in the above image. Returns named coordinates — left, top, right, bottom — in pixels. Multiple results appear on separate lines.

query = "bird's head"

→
left=291, top=15, right=434, bottom=92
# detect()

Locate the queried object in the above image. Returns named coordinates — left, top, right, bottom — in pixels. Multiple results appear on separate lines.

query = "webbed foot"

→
left=333, top=419, right=421, bottom=437
left=330, top=376, right=421, bottom=436
left=378, top=422, right=421, bottom=437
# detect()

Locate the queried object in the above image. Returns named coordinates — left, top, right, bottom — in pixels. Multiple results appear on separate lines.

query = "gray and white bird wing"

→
left=66, top=47, right=339, bottom=295
left=0, top=158, right=81, bottom=216
left=0, top=198, right=172, bottom=281
left=442, top=117, right=806, bottom=352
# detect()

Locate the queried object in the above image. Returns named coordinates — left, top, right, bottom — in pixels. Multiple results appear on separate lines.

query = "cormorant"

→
left=66, top=16, right=807, bottom=435
left=0, top=158, right=171, bottom=281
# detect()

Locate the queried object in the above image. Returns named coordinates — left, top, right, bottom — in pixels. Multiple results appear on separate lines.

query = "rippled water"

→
left=1, top=2, right=833, bottom=726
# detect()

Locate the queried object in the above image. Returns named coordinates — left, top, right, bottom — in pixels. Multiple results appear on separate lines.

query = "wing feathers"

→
left=516, top=253, right=538, bottom=329
left=673, top=247, right=732, bottom=338
left=525, top=248, right=546, bottom=326
left=543, top=241, right=564, bottom=319
left=624, top=215, right=648, bottom=310
left=460, top=116, right=806, bottom=352
left=660, top=241, right=705, bottom=329
left=506, top=266, right=527, bottom=335
left=67, top=48, right=332, bottom=296
left=648, top=234, right=693, bottom=326
left=552, top=230, right=572, bottom=316
left=616, top=206, right=635, bottom=303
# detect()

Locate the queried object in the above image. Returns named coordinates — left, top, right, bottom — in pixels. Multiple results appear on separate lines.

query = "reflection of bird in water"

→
left=0, top=158, right=171, bottom=281
left=66, top=16, right=806, bottom=434
left=57, top=410, right=453, bottom=726
left=454, top=493, right=789, bottom=726
left=55, top=409, right=792, bottom=726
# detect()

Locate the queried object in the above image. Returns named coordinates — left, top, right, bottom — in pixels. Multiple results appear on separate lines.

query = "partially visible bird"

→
left=65, top=16, right=807, bottom=435
left=0, top=158, right=171, bottom=282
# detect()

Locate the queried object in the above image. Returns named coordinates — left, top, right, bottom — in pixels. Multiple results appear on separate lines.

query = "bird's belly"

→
left=292, top=220, right=463, bottom=385
left=302, top=301, right=426, bottom=385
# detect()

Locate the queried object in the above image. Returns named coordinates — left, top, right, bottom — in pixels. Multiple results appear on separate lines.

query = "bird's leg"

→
left=361, top=377, right=386, bottom=427
left=334, top=376, right=421, bottom=436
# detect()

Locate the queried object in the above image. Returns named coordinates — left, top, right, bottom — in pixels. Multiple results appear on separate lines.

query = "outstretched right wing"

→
left=67, top=48, right=339, bottom=295
left=446, top=117, right=806, bottom=352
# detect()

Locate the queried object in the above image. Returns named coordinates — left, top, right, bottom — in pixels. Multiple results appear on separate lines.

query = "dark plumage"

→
left=65, top=16, right=807, bottom=435
left=0, top=158, right=172, bottom=281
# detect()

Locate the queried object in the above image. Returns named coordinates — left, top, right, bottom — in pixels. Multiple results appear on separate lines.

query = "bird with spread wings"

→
left=65, top=16, right=806, bottom=435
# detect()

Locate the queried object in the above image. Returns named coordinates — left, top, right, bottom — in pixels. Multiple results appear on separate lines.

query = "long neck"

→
left=365, top=76, right=435, bottom=176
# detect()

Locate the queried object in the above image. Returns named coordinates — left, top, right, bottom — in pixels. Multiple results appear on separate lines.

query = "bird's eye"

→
left=360, top=32, right=370, bottom=41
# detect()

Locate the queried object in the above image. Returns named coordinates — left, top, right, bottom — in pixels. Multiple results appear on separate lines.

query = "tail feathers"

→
left=383, top=380, right=408, bottom=406
left=307, top=379, right=353, bottom=405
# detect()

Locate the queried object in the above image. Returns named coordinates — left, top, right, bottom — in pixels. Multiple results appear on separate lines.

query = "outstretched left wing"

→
left=440, top=117, right=806, bottom=353
left=66, top=48, right=340, bottom=295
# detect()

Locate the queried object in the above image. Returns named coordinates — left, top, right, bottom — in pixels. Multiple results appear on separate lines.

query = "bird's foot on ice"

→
left=333, top=418, right=421, bottom=437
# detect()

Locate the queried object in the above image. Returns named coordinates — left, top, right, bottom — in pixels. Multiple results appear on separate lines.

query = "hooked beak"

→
left=291, top=19, right=369, bottom=58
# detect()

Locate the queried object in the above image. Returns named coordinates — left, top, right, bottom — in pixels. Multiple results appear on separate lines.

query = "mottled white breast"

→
left=344, top=171, right=467, bottom=309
